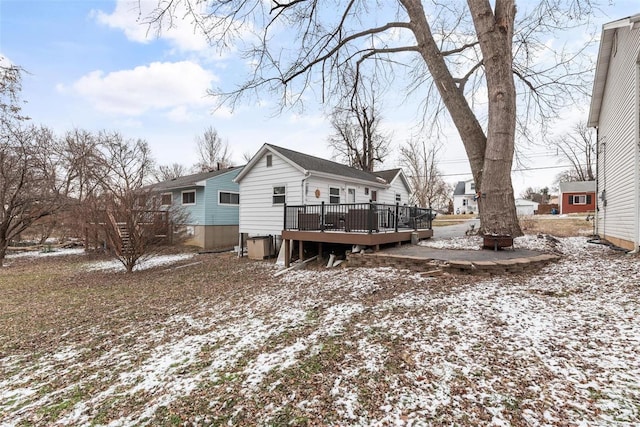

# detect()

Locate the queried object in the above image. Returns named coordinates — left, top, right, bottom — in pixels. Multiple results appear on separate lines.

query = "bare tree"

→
left=154, top=163, right=189, bottom=181
left=143, top=0, right=597, bottom=236
left=81, top=132, right=186, bottom=273
left=520, top=186, right=550, bottom=204
left=552, top=122, right=595, bottom=182
left=328, top=76, right=390, bottom=171
left=0, top=125, right=70, bottom=265
left=0, top=63, right=74, bottom=264
left=400, top=139, right=451, bottom=209
left=193, top=126, right=232, bottom=172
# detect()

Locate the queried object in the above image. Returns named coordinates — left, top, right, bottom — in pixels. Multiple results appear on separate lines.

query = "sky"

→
left=0, top=0, right=638, bottom=196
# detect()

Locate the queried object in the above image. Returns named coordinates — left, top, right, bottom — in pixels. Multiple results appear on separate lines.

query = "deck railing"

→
left=284, top=202, right=434, bottom=233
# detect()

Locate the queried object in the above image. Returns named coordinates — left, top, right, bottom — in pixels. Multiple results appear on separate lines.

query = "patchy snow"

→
left=5, top=247, right=86, bottom=259
left=2, top=237, right=639, bottom=426
left=83, top=253, right=195, bottom=272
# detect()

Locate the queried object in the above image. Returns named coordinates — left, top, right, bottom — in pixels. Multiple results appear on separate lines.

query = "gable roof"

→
left=235, top=143, right=389, bottom=186
left=374, top=168, right=411, bottom=193
left=559, top=181, right=596, bottom=193
left=151, top=166, right=242, bottom=192
left=588, top=13, right=640, bottom=127
left=453, top=181, right=466, bottom=196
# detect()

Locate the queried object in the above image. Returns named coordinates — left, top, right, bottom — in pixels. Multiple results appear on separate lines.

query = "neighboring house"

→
left=234, top=143, right=411, bottom=245
left=452, top=179, right=478, bottom=214
left=152, top=167, right=243, bottom=250
left=515, top=199, right=539, bottom=216
left=558, top=181, right=596, bottom=215
left=588, top=13, right=640, bottom=250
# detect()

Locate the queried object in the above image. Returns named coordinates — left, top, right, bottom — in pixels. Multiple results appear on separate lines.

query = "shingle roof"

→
left=151, top=166, right=242, bottom=191
left=374, top=168, right=401, bottom=183
left=453, top=181, right=467, bottom=196
left=267, top=144, right=386, bottom=185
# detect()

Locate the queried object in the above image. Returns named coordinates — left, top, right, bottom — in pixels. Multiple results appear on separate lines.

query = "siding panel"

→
left=596, top=25, right=640, bottom=246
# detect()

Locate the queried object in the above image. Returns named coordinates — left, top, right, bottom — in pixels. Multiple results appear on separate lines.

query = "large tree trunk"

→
left=469, top=0, right=522, bottom=237
left=403, top=0, right=522, bottom=237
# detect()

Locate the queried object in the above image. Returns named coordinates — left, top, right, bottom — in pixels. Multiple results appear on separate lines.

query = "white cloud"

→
left=68, top=61, right=218, bottom=116
left=92, top=0, right=209, bottom=52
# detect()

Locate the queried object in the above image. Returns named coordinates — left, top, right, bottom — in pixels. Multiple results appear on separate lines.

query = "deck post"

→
left=284, top=239, right=290, bottom=267
left=414, top=205, right=418, bottom=231
left=395, top=203, right=399, bottom=233
left=299, top=240, right=304, bottom=261
left=283, top=203, right=288, bottom=231
left=320, top=201, right=325, bottom=232
left=318, top=242, right=323, bottom=264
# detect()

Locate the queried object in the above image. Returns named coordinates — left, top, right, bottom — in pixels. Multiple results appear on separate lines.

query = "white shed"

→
left=515, top=199, right=539, bottom=216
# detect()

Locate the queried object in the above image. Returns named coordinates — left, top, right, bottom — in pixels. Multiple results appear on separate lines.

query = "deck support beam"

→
left=285, top=239, right=291, bottom=268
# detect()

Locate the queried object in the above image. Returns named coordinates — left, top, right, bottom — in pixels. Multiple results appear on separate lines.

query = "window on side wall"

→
left=273, top=186, right=286, bottom=204
left=571, top=194, right=587, bottom=205
left=161, top=193, right=172, bottom=206
left=219, top=191, right=239, bottom=205
left=395, top=193, right=401, bottom=203
left=329, top=187, right=340, bottom=204
left=182, top=190, right=196, bottom=205
left=266, top=154, right=273, bottom=167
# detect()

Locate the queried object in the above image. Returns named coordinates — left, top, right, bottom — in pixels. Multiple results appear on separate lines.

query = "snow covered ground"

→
left=1, top=237, right=639, bottom=425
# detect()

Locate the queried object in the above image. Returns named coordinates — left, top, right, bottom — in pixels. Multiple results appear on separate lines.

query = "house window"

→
left=273, top=186, right=286, bottom=204
left=347, top=188, right=356, bottom=203
left=364, top=187, right=369, bottom=195
left=470, top=182, right=475, bottom=191
left=182, top=190, right=196, bottom=205
left=219, top=191, right=239, bottom=205
left=463, top=199, right=468, bottom=206
left=161, top=193, right=172, bottom=206
left=569, top=194, right=591, bottom=205
left=329, top=187, right=340, bottom=204
left=370, top=190, right=377, bottom=201
left=266, top=154, right=273, bottom=167
left=395, top=193, right=401, bottom=203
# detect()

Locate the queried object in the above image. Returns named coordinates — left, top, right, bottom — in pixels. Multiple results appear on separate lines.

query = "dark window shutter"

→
left=568, top=196, right=574, bottom=205
left=587, top=194, right=592, bottom=204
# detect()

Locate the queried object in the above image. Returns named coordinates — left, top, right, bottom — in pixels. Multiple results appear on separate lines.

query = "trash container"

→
left=247, top=236, right=273, bottom=259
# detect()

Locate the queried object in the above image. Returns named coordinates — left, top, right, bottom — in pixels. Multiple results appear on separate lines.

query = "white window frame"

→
left=218, top=191, right=239, bottom=205
left=395, top=193, right=402, bottom=203
left=182, top=190, right=196, bottom=205
left=160, top=192, right=172, bottom=206
left=329, top=187, right=340, bottom=204
left=572, top=195, right=587, bottom=205
left=272, top=185, right=286, bottom=205
left=266, top=154, right=273, bottom=167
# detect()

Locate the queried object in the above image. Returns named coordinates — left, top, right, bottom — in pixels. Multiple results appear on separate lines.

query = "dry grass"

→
left=519, top=215, right=595, bottom=237
left=1, top=231, right=638, bottom=426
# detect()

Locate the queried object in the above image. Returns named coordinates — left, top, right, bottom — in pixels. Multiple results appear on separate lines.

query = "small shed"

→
left=515, top=199, right=539, bottom=216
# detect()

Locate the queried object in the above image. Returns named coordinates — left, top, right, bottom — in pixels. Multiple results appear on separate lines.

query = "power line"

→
left=435, top=164, right=575, bottom=177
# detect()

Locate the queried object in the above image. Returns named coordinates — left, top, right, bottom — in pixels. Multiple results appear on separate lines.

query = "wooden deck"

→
left=281, top=228, right=434, bottom=267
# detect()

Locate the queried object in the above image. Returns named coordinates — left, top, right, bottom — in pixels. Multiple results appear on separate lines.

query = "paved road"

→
left=432, top=219, right=480, bottom=239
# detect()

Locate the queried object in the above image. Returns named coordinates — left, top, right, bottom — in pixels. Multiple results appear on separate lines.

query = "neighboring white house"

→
left=234, top=143, right=411, bottom=245
left=588, top=13, right=640, bottom=251
left=452, top=179, right=478, bottom=214
left=515, top=199, right=539, bottom=216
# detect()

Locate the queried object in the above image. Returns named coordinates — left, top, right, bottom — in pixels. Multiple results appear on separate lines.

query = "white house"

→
left=234, top=143, right=412, bottom=246
left=452, top=179, right=478, bottom=214
left=588, top=13, right=640, bottom=251
left=515, top=198, right=539, bottom=216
